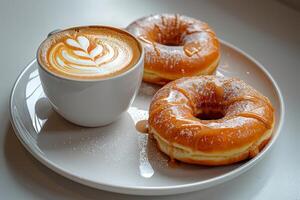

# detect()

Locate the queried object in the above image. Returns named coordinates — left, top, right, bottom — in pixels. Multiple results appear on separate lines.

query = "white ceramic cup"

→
left=37, top=26, right=144, bottom=127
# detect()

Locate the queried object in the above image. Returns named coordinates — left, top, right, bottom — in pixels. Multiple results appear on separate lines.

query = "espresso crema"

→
left=38, top=26, right=141, bottom=80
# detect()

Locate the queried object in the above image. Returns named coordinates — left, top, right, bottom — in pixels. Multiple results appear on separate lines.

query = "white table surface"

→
left=1, top=0, right=299, bottom=199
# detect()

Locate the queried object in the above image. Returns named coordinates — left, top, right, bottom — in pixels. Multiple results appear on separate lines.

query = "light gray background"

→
left=1, top=0, right=299, bottom=199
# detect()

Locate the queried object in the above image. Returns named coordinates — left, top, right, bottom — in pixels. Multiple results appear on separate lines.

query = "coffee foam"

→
left=39, top=27, right=141, bottom=80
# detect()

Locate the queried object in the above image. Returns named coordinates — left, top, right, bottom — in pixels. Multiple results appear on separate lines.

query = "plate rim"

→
left=9, top=40, right=285, bottom=196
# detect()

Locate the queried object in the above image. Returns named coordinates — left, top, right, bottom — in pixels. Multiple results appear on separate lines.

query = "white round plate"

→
left=10, top=41, right=284, bottom=196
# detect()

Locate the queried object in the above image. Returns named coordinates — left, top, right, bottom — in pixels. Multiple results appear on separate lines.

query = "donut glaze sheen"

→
left=126, top=14, right=220, bottom=85
left=148, top=76, right=274, bottom=166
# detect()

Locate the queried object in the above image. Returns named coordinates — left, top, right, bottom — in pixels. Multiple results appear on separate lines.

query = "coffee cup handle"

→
left=47, top=29, right=61, bottom=38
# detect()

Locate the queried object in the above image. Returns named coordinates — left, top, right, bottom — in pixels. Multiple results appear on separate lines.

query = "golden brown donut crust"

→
left=148, top=76, right=274, bottom=165
left=126, top=14, right=220, bottom=85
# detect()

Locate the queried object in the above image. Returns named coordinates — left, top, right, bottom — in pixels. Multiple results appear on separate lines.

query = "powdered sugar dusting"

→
left=126, top=13, right=219, bottom=78
left=148, top=76, right=274, bottom=152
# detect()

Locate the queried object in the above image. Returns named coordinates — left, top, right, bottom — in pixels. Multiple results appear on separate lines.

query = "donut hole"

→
left=196, top=108, right=225, bottom=120
left=155, top=33, right=183, bottom=46
left=150, top=24, right=185, bottom=46
left=161, top=41, right=181, bottom=46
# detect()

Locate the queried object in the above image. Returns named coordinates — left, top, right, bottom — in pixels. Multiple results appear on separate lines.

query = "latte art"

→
left=38, top=27, right=141, bottom=79
left=50, top=35, right=131, bottom=76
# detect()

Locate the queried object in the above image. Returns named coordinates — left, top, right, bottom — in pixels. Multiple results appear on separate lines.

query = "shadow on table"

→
left=5, top=122, right=275, bottom=200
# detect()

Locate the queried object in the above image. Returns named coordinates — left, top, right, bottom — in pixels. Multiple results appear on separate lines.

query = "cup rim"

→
left=37, top=25, right=144, bottom=83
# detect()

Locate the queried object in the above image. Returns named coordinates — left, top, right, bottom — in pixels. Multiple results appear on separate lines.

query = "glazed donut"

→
left=148, top=76, right=274, bottom=166
left=126, top=14, right=220, bottom=85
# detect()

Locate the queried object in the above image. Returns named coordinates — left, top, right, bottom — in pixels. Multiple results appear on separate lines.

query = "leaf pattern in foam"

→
left=73, top=50, right=90, bottom=58
left=66, top=35, right=103, bottom=61
left=77, top=36, right=89, bottom=51
left=90, top=45, right=103, bottom=58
